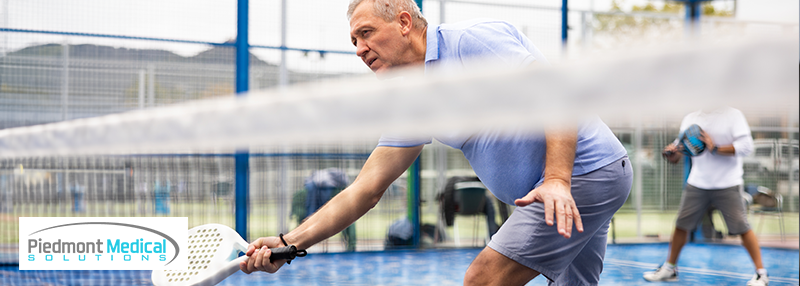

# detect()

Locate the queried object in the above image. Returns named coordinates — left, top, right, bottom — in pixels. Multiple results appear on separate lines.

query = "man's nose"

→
left=356, top=42, right=369, bottom=58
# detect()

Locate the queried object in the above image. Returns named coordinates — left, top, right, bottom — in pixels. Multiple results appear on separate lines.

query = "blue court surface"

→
left=1, top=243, right=797, bottom=285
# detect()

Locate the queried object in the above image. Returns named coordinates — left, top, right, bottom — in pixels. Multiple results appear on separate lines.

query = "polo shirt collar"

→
left=425, top=25, right=439, bottom=65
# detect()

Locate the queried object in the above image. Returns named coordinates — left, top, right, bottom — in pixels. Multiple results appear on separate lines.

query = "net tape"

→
left=0, top=36, right=797, bottom=158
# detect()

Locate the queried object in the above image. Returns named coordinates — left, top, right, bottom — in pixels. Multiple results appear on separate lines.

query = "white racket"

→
left=151, top=223, right=304, bottom=286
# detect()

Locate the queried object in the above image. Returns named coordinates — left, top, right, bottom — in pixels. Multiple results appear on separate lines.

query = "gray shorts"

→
left=487, top=156, right=632, bottom=286
left=675, top=184, right=751, bottom=235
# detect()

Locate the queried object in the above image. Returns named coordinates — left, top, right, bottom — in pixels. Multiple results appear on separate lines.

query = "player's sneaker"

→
left=643, top=265, right=678, bottom=282
left=747, top=273, right=769, bottom=286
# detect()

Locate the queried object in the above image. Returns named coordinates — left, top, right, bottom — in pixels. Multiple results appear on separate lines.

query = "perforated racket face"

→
left=152, top=224, right=248, bottom=286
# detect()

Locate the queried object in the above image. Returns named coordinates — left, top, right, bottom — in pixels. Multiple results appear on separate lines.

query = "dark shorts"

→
left=675, top=184, right=751, bottom=235
left=487, top=156, right=633, bottom=286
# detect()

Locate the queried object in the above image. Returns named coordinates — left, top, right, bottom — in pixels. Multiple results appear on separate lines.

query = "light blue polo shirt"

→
left=378, top=19, right=627, bottom=205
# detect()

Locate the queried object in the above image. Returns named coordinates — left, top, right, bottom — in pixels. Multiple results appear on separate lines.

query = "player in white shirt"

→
left=644, top=107, right=769, bottom=286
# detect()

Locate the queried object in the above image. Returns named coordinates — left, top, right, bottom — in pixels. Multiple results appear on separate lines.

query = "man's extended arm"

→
left=240, top=145, right=424, bottom=274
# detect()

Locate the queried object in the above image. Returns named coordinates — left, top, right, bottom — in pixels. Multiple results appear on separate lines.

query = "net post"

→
left=410, top=0, right=423, bottom=249
left=235, top=151, right=250, bottom=241
left=235, top=0, right=250, bottom=241
left=407, top=155, right=421, bottom=248
left=684, top=0, right=703, bottom=36
left=236, top=0, right=249, bottom=93
left=561, top=0, right=568, bottom=47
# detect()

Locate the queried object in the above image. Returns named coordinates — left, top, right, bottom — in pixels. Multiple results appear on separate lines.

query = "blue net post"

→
left=683, top=0, right=705, bottom=36
left=407, top=156, right=421, bottom=247
left=235, top=0, right=250, bottom=241
left=403, top=0, right=424, bottom=249
left=561, top=0, right=568, bottom=47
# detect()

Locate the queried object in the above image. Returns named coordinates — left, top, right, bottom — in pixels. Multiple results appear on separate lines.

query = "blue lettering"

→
left=46, top=254, right=53, bottom=261
left=142, top=255, right=149, bottom=261
left=121, top=242, right=129, bottom=253
left=107, top=239, right=121, bottom=253
left=124, top=254, right=131, bottom=261
left=79, top=255, right=86, bottom=261
left=144, top=242, right=152, bottom=253
left=28, top=254, right=34, bottom=261
left=160, top=254, right=166, bottom=261
left=130, top=239, right=139, bottom=253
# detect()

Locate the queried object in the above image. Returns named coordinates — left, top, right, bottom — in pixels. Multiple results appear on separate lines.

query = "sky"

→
left=1, top=0, right=797, bottom=73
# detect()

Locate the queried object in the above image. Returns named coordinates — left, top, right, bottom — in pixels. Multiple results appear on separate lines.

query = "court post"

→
left=235, top=0, right=250, bottom=241
left=561, top=0, right=568, bottom=47
left=407, top=156, right=421, bottom=247
left=682, top=0, right=707, bottom=36
left=407, top=0, right=424, bottom=249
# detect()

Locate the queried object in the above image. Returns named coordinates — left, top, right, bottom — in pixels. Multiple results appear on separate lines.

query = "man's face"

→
left=349, top=2, right=409, bottom=74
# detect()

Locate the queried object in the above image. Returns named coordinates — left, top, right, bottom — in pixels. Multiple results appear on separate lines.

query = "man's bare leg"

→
left=464, top=246, right=540, bottom=286
left=740, top=230, right=764, bottom=269
left=667, top=227, right=689, bottom=264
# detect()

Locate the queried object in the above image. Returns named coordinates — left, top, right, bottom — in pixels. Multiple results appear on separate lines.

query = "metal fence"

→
left=1, top=0, right=797, bottom=257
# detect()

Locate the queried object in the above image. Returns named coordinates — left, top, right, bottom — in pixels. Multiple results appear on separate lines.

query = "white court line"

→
left=605, top=258, right=799, bottom=284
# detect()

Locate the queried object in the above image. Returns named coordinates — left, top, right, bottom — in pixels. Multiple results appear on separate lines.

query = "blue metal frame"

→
left=674, top=0, right=711, bottom=32
left=234, top=150, right=250, bottom=241
left=234, top=0, right=250, bottom=241
left=0, top=28, right=355, bottom=55
left=407, top=156, right=422, bottom=247
left=684, top=0, right=703, bottom=27
left=561, top=0, right=568, bottom=46
left=405, top=0, right=424, bottom=249
left=0, top=28, right=235, bottom=46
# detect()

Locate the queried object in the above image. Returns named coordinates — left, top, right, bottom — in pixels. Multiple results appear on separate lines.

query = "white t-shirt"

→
left=680, top=107, right=754, bottom=189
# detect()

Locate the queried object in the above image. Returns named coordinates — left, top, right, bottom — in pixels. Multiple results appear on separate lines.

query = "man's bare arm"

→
left=285, top=145, right=423, bottom=249
left=240, top=145, right=423, bottom=273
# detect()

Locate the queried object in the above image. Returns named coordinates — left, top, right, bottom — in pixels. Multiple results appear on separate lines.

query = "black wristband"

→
left=279, top=233, right=289, bottom=247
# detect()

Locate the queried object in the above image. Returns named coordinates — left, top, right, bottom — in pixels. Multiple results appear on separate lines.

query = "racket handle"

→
left=268, top=245, right=298, bottom=262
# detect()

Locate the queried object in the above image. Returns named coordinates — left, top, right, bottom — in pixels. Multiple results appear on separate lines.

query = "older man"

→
left=240, top=1, right=632, bottom=285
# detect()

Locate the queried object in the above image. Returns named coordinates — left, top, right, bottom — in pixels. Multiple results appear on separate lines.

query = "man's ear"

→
left=397, top=11, right=413, bottom=36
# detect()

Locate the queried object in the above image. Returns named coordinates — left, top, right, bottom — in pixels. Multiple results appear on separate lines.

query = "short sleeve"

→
left=377, top=134, right=432, bottom=147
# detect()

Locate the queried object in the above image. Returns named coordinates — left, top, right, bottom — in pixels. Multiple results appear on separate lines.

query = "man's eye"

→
left=362, top=30, right=370, bottom=37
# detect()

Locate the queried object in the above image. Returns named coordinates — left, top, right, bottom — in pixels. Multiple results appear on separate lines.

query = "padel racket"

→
left=151, top=223, right=305, bottom=286
left=678, top=124, right=706, bottom=156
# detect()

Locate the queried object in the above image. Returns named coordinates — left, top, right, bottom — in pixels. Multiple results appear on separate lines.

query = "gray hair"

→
left=347, top=0, right=428, bottom=30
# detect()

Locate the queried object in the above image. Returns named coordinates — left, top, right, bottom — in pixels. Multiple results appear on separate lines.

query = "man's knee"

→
left=464, top=247, right=539, bottom=286
left=463, top=264, right=483, bottom=286
left=464, top=251, right=493, bottom=286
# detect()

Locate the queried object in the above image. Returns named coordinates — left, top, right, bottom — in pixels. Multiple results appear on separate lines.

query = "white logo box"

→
left=20, top=217, right=188, bottom=270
